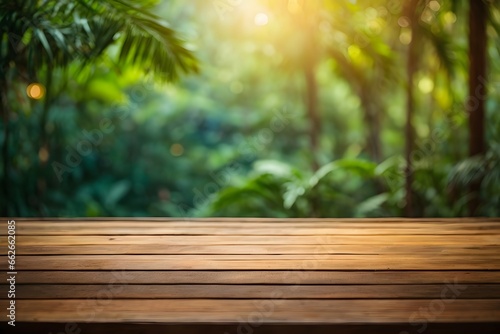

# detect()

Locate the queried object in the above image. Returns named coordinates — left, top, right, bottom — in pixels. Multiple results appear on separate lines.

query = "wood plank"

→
left=4, top=323, right=500, bottom=334
left=6, top=224, right=500, bottom=237
left=6, top=254, right=500, bottom=270
left=12, top=244, right=500, bottom=255
left=15, top=270, right=500, bottom=284
left=6, top=235, right=500, bottom=246
left=7, top=221, right=500, bottom=229
left=5, top=222, right=500, bottom=235
left=3, top=218, right=499, bottom=330
left=2, top=299, right=499, bottom=323
left=7, top=217, right=500, bottom=223
left=5, top=284, right=499, bottom=299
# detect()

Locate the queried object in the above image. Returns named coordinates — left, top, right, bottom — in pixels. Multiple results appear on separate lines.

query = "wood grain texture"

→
left=1, top=299, right=499, bottom=323
left=1, top=217, right=499, bottom=330
left=6, top=234, right=499, bottom=246
left=5, top=254, right=499, bottom=270
left=5, top=221, right=500, bottom=235
left=10, top=244, right=500, bottom=255
left=3, top=323, right=500, bottom=334
left=4, top=284, right=500, bottom=299
left=14, top=270, right=500, bottom=284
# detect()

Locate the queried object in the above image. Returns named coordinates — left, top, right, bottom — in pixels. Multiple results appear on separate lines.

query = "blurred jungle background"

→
left=1, top=0, right=499, bottom=217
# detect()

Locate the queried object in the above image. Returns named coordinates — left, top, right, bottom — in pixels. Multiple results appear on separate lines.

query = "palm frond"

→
left=447, top=155, right=486, bottom=187
left=83, top=0, right=199, bottom=80
left=418, top=23, right=457, bottom=78
left=1, top=0, right=198, bottom=84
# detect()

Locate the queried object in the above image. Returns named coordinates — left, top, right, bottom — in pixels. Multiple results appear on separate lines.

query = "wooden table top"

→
left=1, top=218, right=500, bottom=334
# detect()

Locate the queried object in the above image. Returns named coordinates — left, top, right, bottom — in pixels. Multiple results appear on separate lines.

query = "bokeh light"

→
left=348, top=45, right=361, bottom=59
left=26, top=83, right=45, bottom=99
left=444, top=12, right=457, bottom=24
left=254, top=13, right=269, bottom=26
left=399, top=29, right=412, bottom=45
left=38, top=146, right=49, bottom=163
left=418, top=77, right=434, bottom=94
left=170, top=143, right=184, bottom=156
left=429, top=1, right=441, bottom=11
left=397, top=16, right=410, bottom=28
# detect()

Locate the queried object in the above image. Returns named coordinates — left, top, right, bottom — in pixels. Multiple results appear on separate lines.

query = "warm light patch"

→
left=287, top=0, right=301, bottom=14
left=368, top=20, right=382, bottom=35
left=27, top=83, right=45, bottom=100
left=399, top=29, right=412, bottom=45
left=418, top=77, right=434, bottom=94
left=254, top=13, right=269, bottom=26
left=397, top=16, right=410, bottom=28
left=38, top=146, right=49, bottom=163
left=429, top=1, right=441, bottom=11
left=377, top=6, right=388, bottom=17
left=444, top=12, right=457, bottom=24
left=170, top=143, right=184, bottom=157
left=348, top=45, right=361, bottom=59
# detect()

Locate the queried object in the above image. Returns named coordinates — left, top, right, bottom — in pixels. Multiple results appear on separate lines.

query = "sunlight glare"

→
left=254, top=13, right=269, bottom=26
left=288, top=0, right=301, bottom=14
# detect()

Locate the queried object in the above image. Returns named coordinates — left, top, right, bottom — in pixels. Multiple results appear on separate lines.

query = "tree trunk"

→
left=360, top=92, right=382, bottom=163
left=304, top=50, right=322, bottom=217
left=1, top=88, right=10, bottom=216
left=404, top=0, right=420, bottom=217
left=468, top=0, right=487, bottom=215
left=405, top=46, right=416, bottom=217
left=304, top=60, right=320, bottom=171
left=300, top=9, right=321, bottom=216
left=299, top=4, right=320, bottom=172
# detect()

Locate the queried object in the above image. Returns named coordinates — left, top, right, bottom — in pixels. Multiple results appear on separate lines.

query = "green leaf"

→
left=105, top=180, right=131, bottom=208
left=356, top=193, right=389, bottom=217
left=253, top=160, right=292, bottom=178
left=283, top=183, right=305, bottom=209
left=34, top=28, right=53, bottom=61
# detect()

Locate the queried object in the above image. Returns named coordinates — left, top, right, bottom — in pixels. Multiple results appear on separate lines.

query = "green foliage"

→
left=204, top=158, right=393, bottom=218
left=448, top=144, right=500, bottom=216
left=0, top=0, right=198, bottom=81
left=1, top=0, right=499, bottom=217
